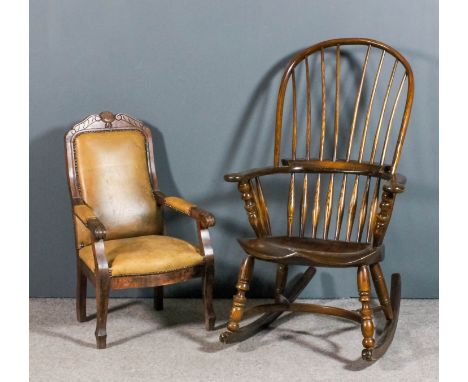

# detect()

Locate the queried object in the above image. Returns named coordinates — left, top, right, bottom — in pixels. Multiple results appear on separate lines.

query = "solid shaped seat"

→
left=79, top=235, right=204, bottom=276
left=238, top=236, right=383, bottom=267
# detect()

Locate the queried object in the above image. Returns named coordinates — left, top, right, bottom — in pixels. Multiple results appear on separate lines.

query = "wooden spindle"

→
left=336, top=46, right=371, bottom=240
left=346, top=50, right=385, bottom=241
left=305, top=57, right=312, bottom=159
left=358, top=50, right=385, bottom=162
left=288, top=175, right=295, bottom=237
left=319, top=48, right=326, bottom=160
left=311, top=49, right=326, bottom=237
left=335, top=174, right=347, bottom=240
left=369, top=60, right=398, bottom=163
left=357, top=177, right=371, bottom=241
left=300, top=174, right=308, bottom=237
left=346, top=45, right=371, bottom=161
left=300, top=59, right=312, bottom=236
left=333, top=45, right=341, bottom=160
left=291, top=70, right=298, bottom=159
left=311, top=176, right=321, bottom=237
left=349, top=50, right=385, bottom=241
left=323, top=174, right=334, bottom=239
left=324, top=46, right=340, bottom=239
left=366, top=178, right=381, bottom=242
left=287, top=71, right=298, bottom=236
left=379, top=74, right=407, bottom=165
left=346, top=177, right=359, bottom=241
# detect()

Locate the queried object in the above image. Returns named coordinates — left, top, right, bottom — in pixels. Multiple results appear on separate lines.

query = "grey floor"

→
left=30, top=298, right=438, bottom=382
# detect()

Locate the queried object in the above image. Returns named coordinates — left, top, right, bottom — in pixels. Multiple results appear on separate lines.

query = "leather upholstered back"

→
left=73, top=129, right=163, bottom=240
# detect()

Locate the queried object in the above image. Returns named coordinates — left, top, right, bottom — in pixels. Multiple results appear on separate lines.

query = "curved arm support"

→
left=154, top=191, right=215, bottom=229
left=372, top=173, right=407, bottom=246
left=198, top=223, right=214, bottom=260
left=92, top=239, right=110, bottom=274
left=73, top=202, right=107, bottom=240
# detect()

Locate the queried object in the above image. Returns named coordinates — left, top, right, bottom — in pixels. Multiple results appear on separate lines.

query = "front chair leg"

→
left=95, top=275, right=110, bottom=349
left=357, top=265, right=375, bottom=361
left=202, top=259, right=216, bottom=330
left=154, top=286, right=164, bottom=311
left=76, top=263, right=87, bottom=322
left=225, top=255, right=255, bottom=333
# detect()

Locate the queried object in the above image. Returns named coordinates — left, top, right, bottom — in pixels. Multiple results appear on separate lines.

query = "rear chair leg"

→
left=76, top=264, right=87, bottom=322
left=154, top=286, right=164, bottom=311
left=202, top=260, right=216, bottom=330
left=357, top=265, right=375, bottom=361
left=275, top=264, right=288, bottom=302
left=370, top=263, right=393, bottom=320
left=226, top=255, right=255, bottom=333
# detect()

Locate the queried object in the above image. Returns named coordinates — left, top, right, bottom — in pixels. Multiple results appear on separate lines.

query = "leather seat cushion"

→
left=79, top=235, right=204, bottom=276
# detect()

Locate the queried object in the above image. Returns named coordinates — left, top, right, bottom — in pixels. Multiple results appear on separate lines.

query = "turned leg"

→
left=275, top=264, right=288, bottom=302
left=154, top=286, right=164, bottom=311
left=357, top=265, right=375, bottom=360
left=226, top=255, right=255, bottom=332
left=370, top=263, right=393, bottom=320
left=202, top=259, right=216, bottom=330
left=76, top=263, right=87, bottom=322
left=95, top=275, right=110, bottom=349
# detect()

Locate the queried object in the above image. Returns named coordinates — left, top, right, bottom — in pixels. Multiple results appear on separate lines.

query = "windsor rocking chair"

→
left=65, top=112, right=216, bottom=349
left=220, top=38, right=414, bottom=361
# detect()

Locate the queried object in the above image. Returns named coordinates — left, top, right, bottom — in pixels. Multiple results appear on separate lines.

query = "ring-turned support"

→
left=364, top=273, right=401, bottom=361
left=225, top=256, right=255, bottom=333
left=358, top=265, right=375, bottom=360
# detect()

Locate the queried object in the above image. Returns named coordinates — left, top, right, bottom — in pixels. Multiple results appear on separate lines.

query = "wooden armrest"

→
left=225, top=160, right=390, bottom=183
left=284, top=159, right=385, bottom=177
left=73, top=203, right=107, bottom=240
left=154, top=191, right=215, bottom=228
left=382, top=173, right=406, bottom=194
left=224, top=166, right=289, bottom=182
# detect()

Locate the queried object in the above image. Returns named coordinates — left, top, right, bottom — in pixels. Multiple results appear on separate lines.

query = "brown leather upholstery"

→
left=73, top=216, right=94, bottom=249
left=74, top=130, right=163, bottom=240
left=239, top=236, right=384, bottom=267
left=164, top=196, right=196, bottom=215
left=79, top=235, right=204, bottom=276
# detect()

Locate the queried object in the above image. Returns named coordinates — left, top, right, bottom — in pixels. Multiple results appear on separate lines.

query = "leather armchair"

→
left=65, top=111, right=215, bottom=349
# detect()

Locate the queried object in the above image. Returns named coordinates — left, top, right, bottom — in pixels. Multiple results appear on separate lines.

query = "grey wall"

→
left=30, top=0, right=438, bottom=298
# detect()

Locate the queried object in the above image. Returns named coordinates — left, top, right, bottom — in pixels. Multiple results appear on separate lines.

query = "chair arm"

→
left=224, top=166, right=290, bottom=182
left=225, top=160, right=388, bottom=183
left=73, top=203, right=107, bottom=240
left=154, top=191, right=215, bottom=229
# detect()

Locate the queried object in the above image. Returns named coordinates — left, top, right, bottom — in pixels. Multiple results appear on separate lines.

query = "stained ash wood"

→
left=221, top=38, right=414, bottom=362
